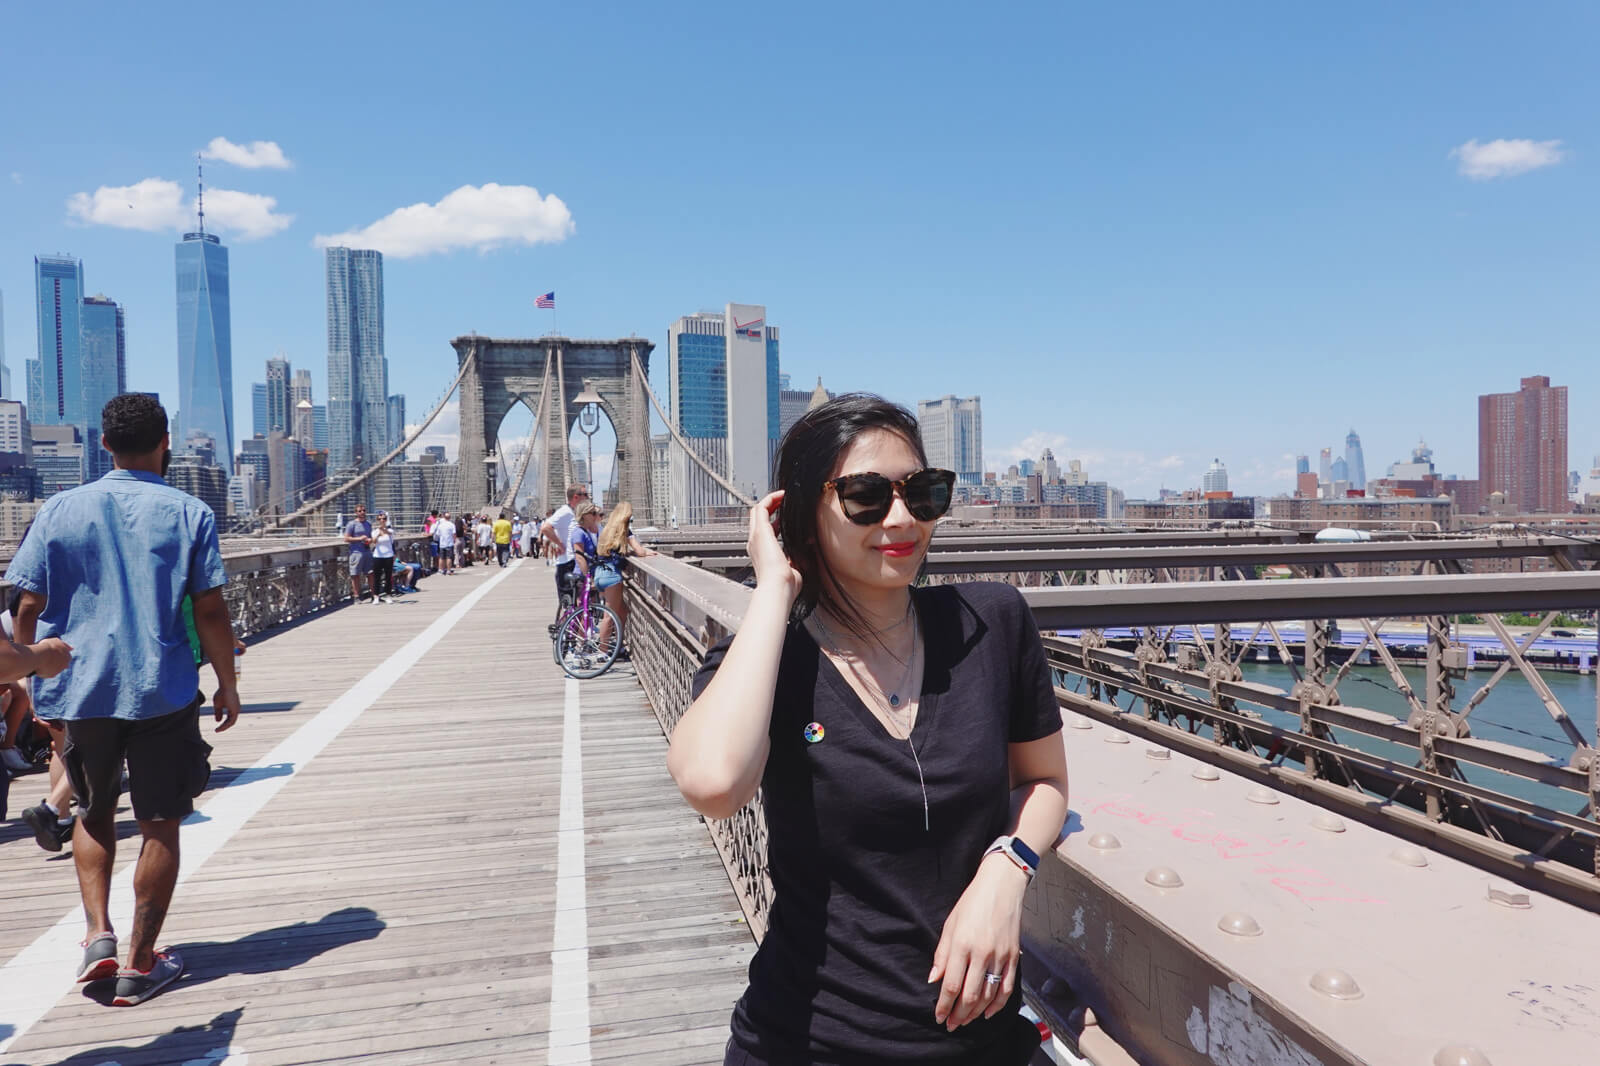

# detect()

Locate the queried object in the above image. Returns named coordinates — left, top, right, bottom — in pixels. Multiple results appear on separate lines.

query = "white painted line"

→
left=546, top=677, right=591, bottom=1065
left=0, top=561, right=523, bottom=1055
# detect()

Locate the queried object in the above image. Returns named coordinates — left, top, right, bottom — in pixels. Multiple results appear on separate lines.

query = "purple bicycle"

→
left=552, top=568, right=622, bottom=679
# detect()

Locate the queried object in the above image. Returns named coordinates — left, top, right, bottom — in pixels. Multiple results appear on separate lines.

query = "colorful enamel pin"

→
left=803, top=722, right=825, bottom=744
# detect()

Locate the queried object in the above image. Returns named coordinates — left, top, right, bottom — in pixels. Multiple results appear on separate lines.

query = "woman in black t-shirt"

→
left=670, top=395, right=1069, bottom=1065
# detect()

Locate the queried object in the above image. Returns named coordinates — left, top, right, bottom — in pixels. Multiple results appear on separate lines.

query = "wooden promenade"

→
left=0, top=558, right=753, bottom=1065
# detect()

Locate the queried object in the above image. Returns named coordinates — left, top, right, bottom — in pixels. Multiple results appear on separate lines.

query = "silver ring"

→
left=984, top=972, right=1003, bottom=985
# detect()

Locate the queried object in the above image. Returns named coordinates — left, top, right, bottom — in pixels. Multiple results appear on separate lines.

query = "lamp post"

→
left=573, top=380, right=604, bottom=505
left=484, top=450, right=499, bottom=511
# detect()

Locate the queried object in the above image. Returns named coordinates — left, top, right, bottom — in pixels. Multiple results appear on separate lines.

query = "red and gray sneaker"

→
left=76, top=932, right=119, bottom=983
left=111, top=948, right=183, bottom=1006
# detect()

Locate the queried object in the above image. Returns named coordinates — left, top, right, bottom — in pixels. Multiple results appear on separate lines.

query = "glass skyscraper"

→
left=1344, top=429, right=1366, bottom=491
left=917, top=395, right=983, bottom=479
left=175, top=231, right=234, bottom=458
left=266, top=355, right=291, bottom=434
left=386, top=393, right=406, bottom=454
left=251, top=383, right=268, bottom=439
left=665, top=304, right=780, bottom=522
left=325, top=247, right=387, bottom=475
left=32, top=255, right=85, bottom=426
left=80, top=294, right=125, bottom=480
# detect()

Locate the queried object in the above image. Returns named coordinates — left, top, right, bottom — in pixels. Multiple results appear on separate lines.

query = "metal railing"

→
left=218, top=534, right=429, bottom=639
left=622, top=546, right=1600, bottom=913
left=625, top=555, right=775, bottom=940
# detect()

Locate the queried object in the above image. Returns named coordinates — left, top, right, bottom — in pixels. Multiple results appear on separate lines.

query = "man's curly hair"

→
left=101, top=394, right=169, bottom=456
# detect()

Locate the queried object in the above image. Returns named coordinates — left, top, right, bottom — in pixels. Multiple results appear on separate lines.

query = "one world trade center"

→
left=175, top=200, right=233, bottom=460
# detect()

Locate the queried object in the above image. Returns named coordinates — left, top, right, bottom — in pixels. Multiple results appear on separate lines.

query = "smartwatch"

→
left=984, top=835, right=1039, bottom=879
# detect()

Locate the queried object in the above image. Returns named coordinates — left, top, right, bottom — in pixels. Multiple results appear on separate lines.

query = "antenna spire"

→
left=196, top=153, right=205, bottom=235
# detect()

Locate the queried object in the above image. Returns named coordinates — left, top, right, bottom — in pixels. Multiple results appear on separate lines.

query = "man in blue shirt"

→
left=6, top=394, right=240, bottom=1007
left=344, top=504, right=374, bottom=603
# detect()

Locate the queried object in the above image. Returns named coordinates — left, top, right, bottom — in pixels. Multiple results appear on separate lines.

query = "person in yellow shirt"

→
left=492, top=510, right=514, bottom=567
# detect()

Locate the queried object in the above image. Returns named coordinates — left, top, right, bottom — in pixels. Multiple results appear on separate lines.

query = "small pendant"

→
left=889, top=693, right=900, bottom=708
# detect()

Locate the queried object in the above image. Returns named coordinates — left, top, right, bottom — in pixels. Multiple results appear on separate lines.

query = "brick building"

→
left=1479, top=375, right=1569, bottom=514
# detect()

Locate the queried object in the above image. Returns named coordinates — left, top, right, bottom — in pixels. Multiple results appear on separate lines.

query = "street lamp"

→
left=573, top=380, right=604, bottom=505
left=484, top=450, right=500, bottom=510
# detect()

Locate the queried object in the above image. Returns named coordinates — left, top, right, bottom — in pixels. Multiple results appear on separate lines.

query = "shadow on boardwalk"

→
left=78, top=906, right=386, bottom=1010
left=7, top=1007, right=243, bottom=1066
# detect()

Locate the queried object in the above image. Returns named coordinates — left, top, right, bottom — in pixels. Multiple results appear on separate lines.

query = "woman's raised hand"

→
left=747, top=491, right=802, bottom=601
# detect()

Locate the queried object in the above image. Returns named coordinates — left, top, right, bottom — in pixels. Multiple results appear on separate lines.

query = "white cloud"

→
left=998, top=431, right=1069, bottom=467
left=201, top=137, right=292, bottom=169
left=1450, top=138, right=1566, bottom=180
left=314, top=183, right=574, bottom=258
left=406, top=401, right=459, bottom=462
left=67, top=178, right=186, bottom=232
left=201, top=187, right=294, bottom=238
left=66, top=178, right=292, bottom=240
left=9, top=172, right=20, bottom=185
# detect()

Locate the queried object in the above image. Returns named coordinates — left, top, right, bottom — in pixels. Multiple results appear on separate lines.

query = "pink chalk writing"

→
left=1087, top=794, right=1387, bottom=905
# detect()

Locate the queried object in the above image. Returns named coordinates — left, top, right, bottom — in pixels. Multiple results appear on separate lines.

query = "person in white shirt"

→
left=371, top=513, right=397, bottom=603
left=540, top=485, right=588, bottom=606
left=435, top=512, right=457, bottom=575
left=475, top=516, right=494, bottom=563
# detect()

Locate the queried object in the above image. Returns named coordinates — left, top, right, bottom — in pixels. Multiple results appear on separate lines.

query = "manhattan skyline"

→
left=1, top=2, right=1594, bottom=499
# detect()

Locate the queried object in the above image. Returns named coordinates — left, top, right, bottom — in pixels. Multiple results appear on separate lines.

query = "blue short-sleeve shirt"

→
left=4, top=469, right=228, bottom=721
left=345, top=519, right=373, bottom=557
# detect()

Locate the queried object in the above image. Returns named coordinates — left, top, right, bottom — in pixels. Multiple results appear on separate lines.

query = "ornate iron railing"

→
left=625, top=556, right=775, bottom=941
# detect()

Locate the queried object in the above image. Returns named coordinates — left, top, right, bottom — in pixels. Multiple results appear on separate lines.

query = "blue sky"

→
left=1, top=1, right=1594, bottom=498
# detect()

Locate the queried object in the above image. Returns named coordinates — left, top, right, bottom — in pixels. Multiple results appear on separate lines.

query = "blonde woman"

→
left=594, top=502, right=657, bottom=657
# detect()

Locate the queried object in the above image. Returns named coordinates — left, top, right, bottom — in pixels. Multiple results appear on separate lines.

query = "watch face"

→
left=1012, top=837, right=1040, bottom=869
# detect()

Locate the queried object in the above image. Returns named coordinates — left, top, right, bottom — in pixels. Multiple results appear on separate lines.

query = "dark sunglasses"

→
left=823, top=468, right=956, bottom=525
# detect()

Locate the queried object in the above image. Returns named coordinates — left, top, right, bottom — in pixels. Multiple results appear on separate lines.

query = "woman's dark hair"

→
left=773, top=392, right=928, bottom=642
left=101, top=394, right=168, bottom=455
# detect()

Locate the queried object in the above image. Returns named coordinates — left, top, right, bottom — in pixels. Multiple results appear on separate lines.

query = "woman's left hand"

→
left=929, top=855, right=1029, bottom=1030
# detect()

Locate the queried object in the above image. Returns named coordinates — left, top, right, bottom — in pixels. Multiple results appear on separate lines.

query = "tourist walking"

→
left=344, top=504, right=375, bottom=603
left=668, top=394, right=1069, bottom=1064
left=425, top=510, right=441, bottom=572
left=493, top=510, right=514, bottom=567
left=371, top=513, right=397, bottom=602
left=5, top=394, right=241, bottom=1007
left=435, top=512, right=457, bottom=575
left=510, top=516, right=524, bottom=559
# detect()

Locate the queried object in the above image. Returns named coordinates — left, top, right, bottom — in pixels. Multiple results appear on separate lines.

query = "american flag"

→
left=535, top=291, right=555, bottom=309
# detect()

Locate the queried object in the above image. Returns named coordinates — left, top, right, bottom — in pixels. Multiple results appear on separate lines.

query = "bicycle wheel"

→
left=556, top=603, right=622, bottom=679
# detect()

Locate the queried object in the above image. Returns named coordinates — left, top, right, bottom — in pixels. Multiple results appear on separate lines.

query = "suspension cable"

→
left=628, top=347, right=755, bottom=509
left=267, top=340, right=480, bottom=530
left=500, top=350, right=553, bottom=513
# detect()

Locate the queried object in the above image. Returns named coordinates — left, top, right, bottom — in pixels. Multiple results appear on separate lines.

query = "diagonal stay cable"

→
left=268, top=342, right=480, bottom=530
left=629, top=346, right=755, bottom=508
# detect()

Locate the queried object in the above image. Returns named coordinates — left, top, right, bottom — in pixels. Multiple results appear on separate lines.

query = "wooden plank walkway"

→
left=0, top=557, right=753, bottom=1065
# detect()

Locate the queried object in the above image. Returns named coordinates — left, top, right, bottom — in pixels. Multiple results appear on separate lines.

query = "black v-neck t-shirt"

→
left=691, top=581, right=1063, bottom=1065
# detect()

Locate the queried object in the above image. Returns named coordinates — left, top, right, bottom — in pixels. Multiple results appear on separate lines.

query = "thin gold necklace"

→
left=814, top=612, right=930, bottom=831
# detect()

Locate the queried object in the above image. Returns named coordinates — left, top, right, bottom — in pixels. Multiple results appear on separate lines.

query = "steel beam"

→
left=1019, top=571, right=1600, bottom=628
left=684, top=535, right=1600, bottom=572
left=659, top=528, right=1303, bottom=557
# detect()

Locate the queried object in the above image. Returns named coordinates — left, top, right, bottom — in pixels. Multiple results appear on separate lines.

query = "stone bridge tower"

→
left=451, top=335, right=654, bottom=515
